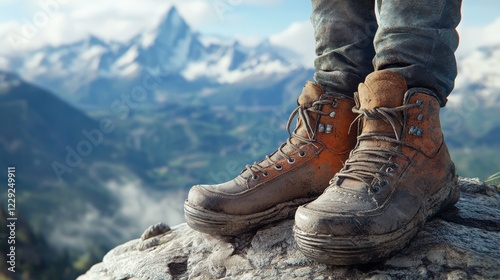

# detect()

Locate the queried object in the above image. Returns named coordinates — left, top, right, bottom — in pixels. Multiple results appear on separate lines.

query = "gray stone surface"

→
left=78, top=178, right=500, bottom=280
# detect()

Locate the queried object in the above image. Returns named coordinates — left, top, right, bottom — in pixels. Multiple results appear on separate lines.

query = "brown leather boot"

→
left=184, top=82, right=357, bottom=236
left=294, top=70, right=459, bottom=265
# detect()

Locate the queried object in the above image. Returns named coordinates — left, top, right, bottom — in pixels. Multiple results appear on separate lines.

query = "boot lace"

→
left=334, top=93, right=419, bottom=189
left=243, top=99, right=333, bottom=180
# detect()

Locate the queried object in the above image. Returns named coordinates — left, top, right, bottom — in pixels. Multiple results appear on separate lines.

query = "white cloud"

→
left=0, top=0, right=222, bottom=54
left=48, top=179, right=187, bottom=250
left=176, top=1, right=220, bottom=27
left=269, top=20, right=315, bottom=68
left=1, top=0, right=499, bottom=64
left=457, top=18, right=500, bottom=56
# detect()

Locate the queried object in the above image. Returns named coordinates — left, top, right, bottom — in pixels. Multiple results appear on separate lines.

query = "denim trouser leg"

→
left=311, top=0, right=377, bottom=97
left=374, top=0, right=462, bottom=106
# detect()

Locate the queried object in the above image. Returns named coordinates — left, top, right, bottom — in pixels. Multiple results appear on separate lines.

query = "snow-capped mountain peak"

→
left=158, top=7, right=188, bottom=37
left=84, top=35, right=107, bottom=48
left=2, top=5, right=305, bottom=107
left=139, top=7, right=191, bottom=50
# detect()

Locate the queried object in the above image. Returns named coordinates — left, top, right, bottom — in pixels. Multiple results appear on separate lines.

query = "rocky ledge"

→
left=78, top=178, right=499, bottom=279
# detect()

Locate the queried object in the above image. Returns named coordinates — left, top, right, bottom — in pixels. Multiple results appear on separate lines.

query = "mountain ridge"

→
left=4, top=6, right=304, bottom=109
left=3, top=6, right=500, bottom=112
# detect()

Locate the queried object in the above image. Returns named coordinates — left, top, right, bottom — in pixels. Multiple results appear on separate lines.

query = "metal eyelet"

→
left=287, top=157, right=296, bottom=164
left=329, top=111, right=336, bottom=118
left=332, top=100, right=338, bottom=108
left=386, top=167, right=394, bottom=173
left=299, top=151, right=306, bottom=157
left=416, top=100, right=425, bottom=108
left=409, top=126, right=423, bottom=136
left=380, top=180, right=388, bottom=187
left=372, top=185, right=381, bottom=194
left=252, top=175, right=259, bottom=181
left=417, top=114, right=424, bottom=121
left=262, top=172, right=269, bottom=177
left=274, top=164, right=282, bottom=171
left=318, top=124, right=325, bottom=133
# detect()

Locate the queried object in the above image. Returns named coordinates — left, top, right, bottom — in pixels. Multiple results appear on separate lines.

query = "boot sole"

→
left=184, top=196, right=318, bottom=236
left=294, top=177, right=460, bottom=265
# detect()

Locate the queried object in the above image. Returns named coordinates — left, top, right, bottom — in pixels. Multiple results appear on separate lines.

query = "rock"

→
left=78, top=178, right=500, bottom=279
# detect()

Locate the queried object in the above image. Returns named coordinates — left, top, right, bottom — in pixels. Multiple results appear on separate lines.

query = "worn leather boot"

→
left=294, top=70, right=459, bottom=265
left=184, top=82, right=357, bottom=236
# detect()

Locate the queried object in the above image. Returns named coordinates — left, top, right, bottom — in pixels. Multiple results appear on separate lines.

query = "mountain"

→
left=3, top=6, right=500, bottom=110
left=0, top=71, right=101, bottom=183
left=0, top=71, right=197, bottom=276
left=0, top=70, right=300, bottom=278
left=0, top=70, right=163, bottom=184
left=0, top=71, right=123, bottom=278
left=4, top=7, right=306, bottom=109
left=133, top=7, right=205, bottom=71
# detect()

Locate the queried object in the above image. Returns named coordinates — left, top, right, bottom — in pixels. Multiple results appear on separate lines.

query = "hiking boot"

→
left=184, top=82, right=357, bottom=236
left=294, top=70, right=459, bottom=265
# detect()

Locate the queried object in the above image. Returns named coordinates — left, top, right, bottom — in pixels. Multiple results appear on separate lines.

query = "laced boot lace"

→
left=334, top=94, right=419, bottom=190
left=243, top=99, right=334, bottom=180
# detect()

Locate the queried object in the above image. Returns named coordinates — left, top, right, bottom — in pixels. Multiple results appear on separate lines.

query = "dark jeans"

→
left=311, top=0, right=461, bottom=106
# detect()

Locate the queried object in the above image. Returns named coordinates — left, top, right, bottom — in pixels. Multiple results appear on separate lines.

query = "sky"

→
left=0, top=0, right=499, bottom=65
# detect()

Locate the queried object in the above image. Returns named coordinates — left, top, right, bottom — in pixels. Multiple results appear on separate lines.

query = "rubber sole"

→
left=294, top=177, right=460, bottom=265
left=184, top=196, right=318, bottom=236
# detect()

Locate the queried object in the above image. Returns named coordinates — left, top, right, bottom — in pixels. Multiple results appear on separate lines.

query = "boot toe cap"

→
left=186, top=184, right=224, bottom=212
left=294, top=188, right=378, bottom=236
left=295, top=203, right=365, bottom=237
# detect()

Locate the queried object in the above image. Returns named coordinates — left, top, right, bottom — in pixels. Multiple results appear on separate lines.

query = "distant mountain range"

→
left=3, top=6, right=500, bottom=112
left=4, top=7, right=308, bottom=110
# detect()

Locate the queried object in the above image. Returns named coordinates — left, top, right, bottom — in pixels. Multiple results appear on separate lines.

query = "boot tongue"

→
left=298, top=81, right=323, bottom=106
left=358, top=70, right=407, bottom=136
left=337, top=71, right=408, bottom=191
left=358, top=70, right=407, bottom=110
left=290, top=82, right=324, bottom=146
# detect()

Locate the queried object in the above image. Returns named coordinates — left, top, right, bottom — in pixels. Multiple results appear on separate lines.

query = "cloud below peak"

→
left=269, top=20, right=315, bottom=68
left=457, top=18, right=500, bottom=56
